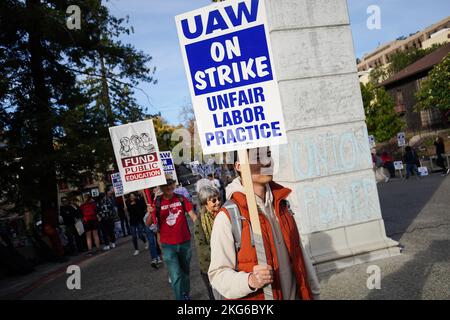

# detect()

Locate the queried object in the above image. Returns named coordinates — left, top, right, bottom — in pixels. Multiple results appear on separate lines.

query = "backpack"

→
left=212, top=198, right=293, bottom=300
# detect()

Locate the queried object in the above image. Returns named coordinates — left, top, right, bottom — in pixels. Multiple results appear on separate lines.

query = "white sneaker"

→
left=168, top=276, right=172, bottom=284
left=144, top=243, right=149, bottom=250
left=103, top=245, right=110, bottom=251
left=133, top=250, right=140, bottom=256
left=384, top=177, right=390, bottom=183
left=156, top=256, right=162, bottom=264
left=111, top=243, right=116, bottom=249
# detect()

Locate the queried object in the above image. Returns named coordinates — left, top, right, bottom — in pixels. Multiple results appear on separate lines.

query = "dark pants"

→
left=383, top=162, right=396, bottom=178
left=119, top=214, right=131, bottom=237
left=130, top=222, right=147, bottom=250
left=162, top=241, right=191, bottom=300
left=200, top=271, right=215, bottom=300
left=100, top=219, right=116, bottom=245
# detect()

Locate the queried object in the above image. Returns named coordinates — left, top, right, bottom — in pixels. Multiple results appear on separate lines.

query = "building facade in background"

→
left=357, top=16, right=450, bottom=73
left=380, top=43, right=450, bottom=132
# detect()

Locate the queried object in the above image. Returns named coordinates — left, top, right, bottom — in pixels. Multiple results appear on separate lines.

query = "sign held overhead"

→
left=176, top=0, right=287, bottom=154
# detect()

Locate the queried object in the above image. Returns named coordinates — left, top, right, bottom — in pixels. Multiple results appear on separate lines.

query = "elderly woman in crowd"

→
left=194, top=185, right=222, bottom=300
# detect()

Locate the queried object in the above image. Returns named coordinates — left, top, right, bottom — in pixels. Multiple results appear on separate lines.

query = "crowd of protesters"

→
left=371, top=135, right=449, bottom=183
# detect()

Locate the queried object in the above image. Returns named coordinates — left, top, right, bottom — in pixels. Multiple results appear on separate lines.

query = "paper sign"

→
left=109, top=120, right=166, bottom=194
left=394, top=161, right=404, bottom=170
left=397, top=132, right=406, bottom=147
left=418, top=166, right=428, bottom=176
left=176, top=0, right=287, bottom=154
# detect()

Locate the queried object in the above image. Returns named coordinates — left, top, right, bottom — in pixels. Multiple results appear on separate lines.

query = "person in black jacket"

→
left=404, top=146, right=420, bottom=179
left=126, top=193, right=148, bottom=256
left=434, top=136, right=449, bottom=175
left=60, top=197, right=85, bottom=254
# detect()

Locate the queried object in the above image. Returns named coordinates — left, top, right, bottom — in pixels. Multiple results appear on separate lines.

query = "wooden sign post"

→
left=238, top=149, right=273, bottom=300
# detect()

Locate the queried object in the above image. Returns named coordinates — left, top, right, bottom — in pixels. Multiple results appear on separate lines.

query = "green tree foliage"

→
left=0, top=1, right=156, bottom=211
left=361, top=83, right=404, bottom=142
left=416, top=54, right=450, bottom=111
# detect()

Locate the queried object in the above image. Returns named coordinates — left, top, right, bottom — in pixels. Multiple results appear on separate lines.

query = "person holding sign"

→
left=147, top=178, right=197, bottom=300
left=208, top=148, right=320, bottom=300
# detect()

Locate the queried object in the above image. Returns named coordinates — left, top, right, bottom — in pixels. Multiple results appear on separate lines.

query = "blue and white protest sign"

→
left=111, top=172, right=124, bottom=197
left=176, top=0, right=287, bottom=154
left=369, top=135, right=376, bottom=149
left=160, top=151, right=178, bottom=183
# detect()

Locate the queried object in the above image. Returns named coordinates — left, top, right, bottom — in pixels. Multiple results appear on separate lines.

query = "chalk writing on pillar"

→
left=296, top=177, right=380, bottom=233
left=290, top=128, right=372, bottom=181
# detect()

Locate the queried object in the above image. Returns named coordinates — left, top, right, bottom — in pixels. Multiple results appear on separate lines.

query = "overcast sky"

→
left=105, top=0, right=450, bottom=125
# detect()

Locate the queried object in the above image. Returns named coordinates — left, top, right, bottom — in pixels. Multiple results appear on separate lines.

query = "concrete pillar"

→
left=267, top=0, right=401, bottom=273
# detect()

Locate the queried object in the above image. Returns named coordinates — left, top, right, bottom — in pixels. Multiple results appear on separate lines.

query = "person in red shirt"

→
left=80, top=194, right=100, bottom=255
left=381, top=151, right=396, bottom=178
left=148, top=178, right=197, bottom=300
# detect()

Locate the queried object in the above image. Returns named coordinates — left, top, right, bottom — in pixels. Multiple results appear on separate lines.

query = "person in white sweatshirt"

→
left=208, top=148, right=321, bottom=300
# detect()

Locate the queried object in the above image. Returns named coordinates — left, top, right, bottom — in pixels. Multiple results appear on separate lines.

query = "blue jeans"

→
left=161, top=240, right=192, bottom=300
left=130, top=222, right=147, bottom=250
left=406, top=163, right=419, bottom=179
left=145, top=227, right=159, bottom=260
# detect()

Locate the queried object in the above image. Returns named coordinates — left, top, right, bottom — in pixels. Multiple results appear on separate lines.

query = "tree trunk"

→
left=26, top=0, right=58, bottom=215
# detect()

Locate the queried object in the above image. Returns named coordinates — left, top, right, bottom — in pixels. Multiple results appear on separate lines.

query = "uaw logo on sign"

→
left=176, top=0, right=287, bottom=154
left=109, top=120, right=166, bottom=194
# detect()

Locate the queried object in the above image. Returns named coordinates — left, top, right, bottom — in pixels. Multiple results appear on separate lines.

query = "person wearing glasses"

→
left=193, top=185, right=222, bottom=300
left=208, top=147, right=320, bottom=300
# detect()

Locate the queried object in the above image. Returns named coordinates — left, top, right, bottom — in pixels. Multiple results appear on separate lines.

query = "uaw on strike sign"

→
left=109, top=120, right=166, bottom=194
left=176, top=0, right=287, bottom=154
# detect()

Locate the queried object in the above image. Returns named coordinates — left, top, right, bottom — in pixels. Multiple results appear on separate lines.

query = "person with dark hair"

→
left=80, top=194, right=100, bottom=255
left=404, top=146, right=420, bottom=179
left=434, top=136, right=449, bottom=176
left=59, top=197, right=84, bottom=254
left=97, top=191, right=117, bottom=251
left=126, top=193, right=148, bottom=256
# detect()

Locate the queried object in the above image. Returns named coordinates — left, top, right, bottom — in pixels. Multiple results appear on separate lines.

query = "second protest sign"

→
left=176, top=0, right=287, bottom=154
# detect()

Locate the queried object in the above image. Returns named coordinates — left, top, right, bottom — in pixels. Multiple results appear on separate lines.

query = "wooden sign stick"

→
left=237, top=149, right=273, bottom=300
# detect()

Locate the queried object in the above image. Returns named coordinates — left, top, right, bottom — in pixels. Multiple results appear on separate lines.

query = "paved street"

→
left=1, top=174, right=449, bottom=300
left=320, top=173, right=450, bottom=300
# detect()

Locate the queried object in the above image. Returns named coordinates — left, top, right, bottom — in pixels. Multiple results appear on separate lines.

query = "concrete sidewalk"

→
left=319, top=174, right=450, bottom=299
